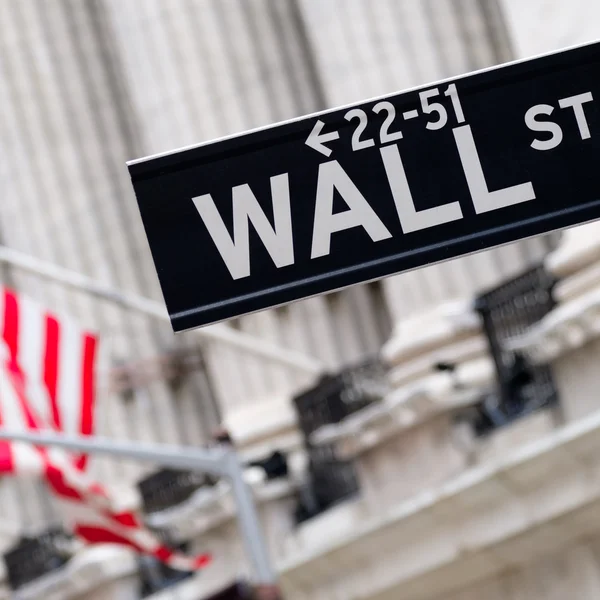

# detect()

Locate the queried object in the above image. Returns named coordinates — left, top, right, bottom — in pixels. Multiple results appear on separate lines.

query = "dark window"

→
left=138, top=532, right=194, bottom=597
left=292, top=358, right=388, bottom=523
left=247, top=450, right=289, bottom=480
left=3, top=527, right=75, bottom=590
left=138, top=468, right=217, bottom=515
left=470, top=264, right=559, bottom=435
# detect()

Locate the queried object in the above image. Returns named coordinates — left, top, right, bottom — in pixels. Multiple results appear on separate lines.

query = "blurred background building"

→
left=1, top=0, right=600, bottom=598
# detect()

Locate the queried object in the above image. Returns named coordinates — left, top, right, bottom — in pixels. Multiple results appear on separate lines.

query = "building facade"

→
left=0, top=1, right=599, bottom=599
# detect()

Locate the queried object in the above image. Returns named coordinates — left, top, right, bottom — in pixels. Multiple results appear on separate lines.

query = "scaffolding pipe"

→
left=0, top=245, right=323, bottom=376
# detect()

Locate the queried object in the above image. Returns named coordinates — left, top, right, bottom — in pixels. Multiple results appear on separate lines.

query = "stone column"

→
left=101, top=0, right=395, bottom=456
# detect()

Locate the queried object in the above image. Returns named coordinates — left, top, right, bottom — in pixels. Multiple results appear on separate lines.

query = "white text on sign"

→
left=525, top=92, right=594, bottom=150
left=307, top=83, right=466, bottom=157
left=192, top=86, right=595, bottom=281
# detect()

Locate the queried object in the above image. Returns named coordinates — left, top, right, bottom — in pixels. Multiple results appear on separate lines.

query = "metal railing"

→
left=138, top=468, right=218, bottom=515
left=3, top=527, right=75, bottom=590
left=294, top=359, right=389, bottom=433
left=292, top=358, right=388, bottom=523
left=472, top=265, right=559, bottom=434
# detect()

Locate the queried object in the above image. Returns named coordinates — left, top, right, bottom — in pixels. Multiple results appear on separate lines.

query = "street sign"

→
left=128, top=40, right=600, bottom=332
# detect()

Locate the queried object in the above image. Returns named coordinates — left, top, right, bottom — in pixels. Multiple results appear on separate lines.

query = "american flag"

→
left=0, top=285, right=211, bottom=571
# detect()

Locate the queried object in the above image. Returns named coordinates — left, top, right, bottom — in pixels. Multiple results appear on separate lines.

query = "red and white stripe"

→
left=0, top=285, right=211, bottom=571
left=0, top=287, right=97, bottom=468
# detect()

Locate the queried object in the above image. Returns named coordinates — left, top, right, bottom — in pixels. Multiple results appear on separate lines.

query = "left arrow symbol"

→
left=305, top=120, right=340, bottom=157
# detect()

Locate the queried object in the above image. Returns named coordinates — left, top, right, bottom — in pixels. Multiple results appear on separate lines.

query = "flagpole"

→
left=0, top=245, right=322, bottom=376
left=0, top=430, right=279, bottom=590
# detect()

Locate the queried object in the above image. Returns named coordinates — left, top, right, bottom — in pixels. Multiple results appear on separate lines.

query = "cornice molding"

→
left=509, top=285, right=600, bottom=363
left=311, top=357, right=494, bottom=458
left=280, top=409, right=600, bottom=600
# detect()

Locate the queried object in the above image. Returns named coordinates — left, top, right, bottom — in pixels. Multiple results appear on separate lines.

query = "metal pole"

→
left=0, top=245, right=323, bottom=376
left=225, top=451, right=277, bottom=585
left=0, top=430, right=229, bottom=476
left=0, top=430, right=279, bottom=588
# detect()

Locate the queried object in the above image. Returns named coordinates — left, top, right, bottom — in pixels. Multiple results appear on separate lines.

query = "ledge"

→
left=508, top=285, right=600, bottom=363
left=224, top=396, right=299, bottom=447
left=554, top=260, right=600, bottom=303
left=311, top=358, right=494, bottom=458
left=10, top=545, right=138, bottom=600
left=382, top=300, right=480, bottom=366
left=145, top=474, right=296, bottom=543
left=237, top=431, right=304, bottom=466
left=388, top=336, right=488, bottom=388
left=279, top=408, right=600, bottom=600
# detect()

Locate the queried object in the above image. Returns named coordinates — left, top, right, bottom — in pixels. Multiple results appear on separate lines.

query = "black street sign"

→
left=128, top=40, right=600, bottom=332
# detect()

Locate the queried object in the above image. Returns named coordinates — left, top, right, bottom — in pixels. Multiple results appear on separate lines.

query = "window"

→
left=292, top=358, right=388, bottom=522
left=470, top=265, right=559, bottom=435
left=138, top=468, right=217, bottom=515
left=138, top=534, right=194, bottom=597
left=3, top=527, right=75, bottom=590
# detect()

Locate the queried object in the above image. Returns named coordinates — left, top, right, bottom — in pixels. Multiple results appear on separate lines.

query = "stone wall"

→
left=445, top=538, right=600, bottom=600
